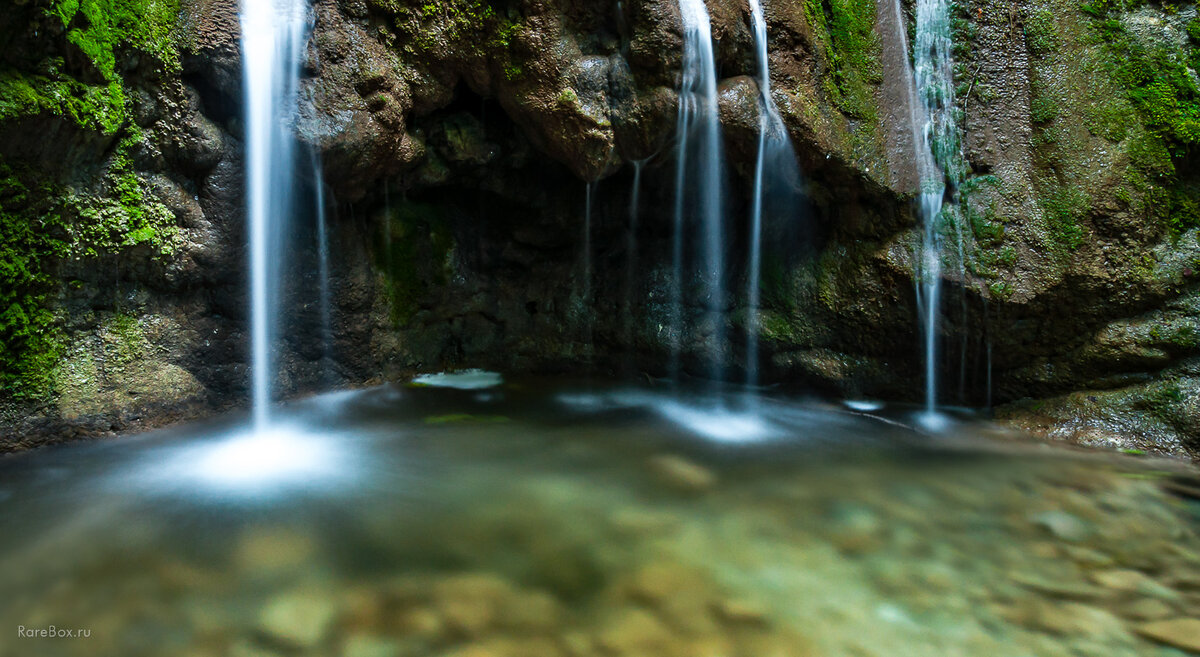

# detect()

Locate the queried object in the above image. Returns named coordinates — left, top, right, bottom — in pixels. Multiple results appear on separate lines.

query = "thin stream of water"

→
left=241, top=0, right=309, bottom=429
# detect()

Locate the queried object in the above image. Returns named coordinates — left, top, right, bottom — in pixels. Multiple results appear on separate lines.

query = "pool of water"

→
left=1, top=380, right=1198, bottom=657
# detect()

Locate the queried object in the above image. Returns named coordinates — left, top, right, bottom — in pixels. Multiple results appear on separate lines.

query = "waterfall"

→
left=745, top=0, right=799, bottom=391
left=311, top=150, right=332, bottom=379
left=892, top=0, right=957, bottom=421
left=623, top=161, right=643, bottom=363
left=671, top=0, right=725, bottom=383
left=241, top=0, right=310, bottom=428
left=583, top=182, right=593, bottom=306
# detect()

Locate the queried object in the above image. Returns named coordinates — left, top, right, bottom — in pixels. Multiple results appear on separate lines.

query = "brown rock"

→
left=648, top=455, right=717, bottom=493
left=1134, top=618, right=1200, bottom=652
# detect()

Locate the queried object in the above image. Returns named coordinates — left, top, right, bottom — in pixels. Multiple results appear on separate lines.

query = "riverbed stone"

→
left=647, top=455, right=717, bottom=493
left=1133, top=618, right=1200, bottom=652
left=257, top=589, right=339, bottom=649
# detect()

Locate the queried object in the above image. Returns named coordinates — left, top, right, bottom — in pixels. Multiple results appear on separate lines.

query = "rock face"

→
left=0, top=0, right=1197, bottom=457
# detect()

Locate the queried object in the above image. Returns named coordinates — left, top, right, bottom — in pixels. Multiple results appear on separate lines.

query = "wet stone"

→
left=1029, top=511, right=1092, bottom=543
left=257, top=588, right=338, bottom=649
left=1122, top=598, right=1176, bottom=621
left=647, top=455, right=717, bottom=493
left=342, top=634, right=403, bottom=657
left=1133, top=618, right=1200, bottom=652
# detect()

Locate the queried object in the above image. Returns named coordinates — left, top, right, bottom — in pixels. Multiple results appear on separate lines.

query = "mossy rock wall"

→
left=1, top=0, right=1199, bottom=457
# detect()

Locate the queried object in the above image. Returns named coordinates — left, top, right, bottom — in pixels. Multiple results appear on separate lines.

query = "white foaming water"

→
left=241, top=0, right=310, bottom=428
left=891, top=0, right=957, bottom=418
left=412, top=369, right=504, bottom=390
left=149, top=424, right=355, bottom=499
left=655, top=400, right=775, bottom=443
left=671, top=0, right=725, bottom=383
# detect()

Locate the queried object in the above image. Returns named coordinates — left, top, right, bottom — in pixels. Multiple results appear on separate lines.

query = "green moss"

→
left=0, top=0, right=180, bottom=132
left=804, top=0, right=882, bottom=120
left=376, top=199, right=456, bottom=326
left=51, top=0, right=181, bottom=79
left=1136, top=382, right=1184, bottom=422
left=0, top=136, right=177, bottom=399
left=1042, top=185, right=1089, bottom=251
left=1026, top=8, right=1061, bottom=55
left=989, top=281, right=1015, bottom=300
left=1030, top=94, right=1060, bottom=124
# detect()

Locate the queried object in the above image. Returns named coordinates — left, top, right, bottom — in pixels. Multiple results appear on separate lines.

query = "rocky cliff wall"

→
left=1, top=0, right=1197, bottom=458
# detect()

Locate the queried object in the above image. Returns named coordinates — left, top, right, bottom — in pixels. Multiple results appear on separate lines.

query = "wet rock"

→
left=257, top=589, right=338, bottom=649
left=1030, top=511, right=1092, bottom=542
left=597, top=608, right=676, bottom=655
left=342, top=634, right=403, bottom=657
left=1133, top=618, right=1200, bottom=652
left=1003, top=599, right=1126, bottom=638
left=1089, top=569, right=1181, bottom=601
left=647, top=455, right=716, bottom=493
left=712, top=598, right=769, bottom=626
left=432, top=573, right=515, bottom=637
left=234, top=528, right=316, bottom=576
left=1123, top=598, right=1176, bottom=621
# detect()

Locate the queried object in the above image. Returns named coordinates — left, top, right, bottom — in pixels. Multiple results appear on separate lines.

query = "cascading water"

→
left=310, top=150, right=332, bottom=377
left=241, top=0, right=310, bottom=428
left=896, top=0, right=958, bottom=422
left=745, top=0, right=799, bottom=391
left=623, top=161, right=643, bottom=359
left=670, top=0, right=725, bottom=383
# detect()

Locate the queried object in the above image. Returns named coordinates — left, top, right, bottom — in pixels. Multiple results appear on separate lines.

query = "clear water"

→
left=0, top=382, right=1197, bottom=657
left=671, top=0, right=725, bottom=383
left=241, top=0, right=309, bottom=428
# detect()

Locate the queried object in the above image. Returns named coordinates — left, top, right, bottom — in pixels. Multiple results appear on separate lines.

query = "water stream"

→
left=241, top=0, right=310, bottom=428
left=903, top=0, right=959, bottom=423
left=745, top=0, right=800, bottom=391
left=671, top=0, right=726, bottom=384
left=311, top=150, right=332, bottom=379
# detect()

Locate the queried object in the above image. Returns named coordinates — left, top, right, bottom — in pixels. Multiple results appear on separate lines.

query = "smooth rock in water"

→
left=1030, top=511, right=1092, bottom=542
left=235, top=528, right=316, bottom=575
left=648, top=455, right=716, bottom=493
left=432, top=573, right=515, bottom=637
left=1134, top=618, right=1200, bottom=652
left=1123, top=598, right=1175, bottom=621
left=1061, top=544, right=1115, bottom=567
left=1090, top=569, right=1181, bottom=601
left=713, top=598, right=769, bottom=625
left=258, top=589, right=338, bottom=649
left=1003, top=599, right=1125, bottom=638
left=230, top=640, right=284, bottom=657
left=500, top=589, right=562, bottom=633
left=1090, top=569, right=1155, bottom=592
left=598, top=608, right=676, bottom=655
left=342, top=634, right=402, bottom=657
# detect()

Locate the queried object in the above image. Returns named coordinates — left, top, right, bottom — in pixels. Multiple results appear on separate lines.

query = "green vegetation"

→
left=1041, top=185, right=1089, bottom=251
left=387, top=0, right=526, bottom=79
left=377, top=199, right=456, bottom=326
left=0, top=0, right=182, bottom=397
left=0, top=137, right=179, bottom=398
left=0, top=0, right=180, bottom=132
left=804, top=0, right=882, bottom=120
left=1078, top=2, right=1200, bottom=234
left=1026, top=9, right=1062, bottom=55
